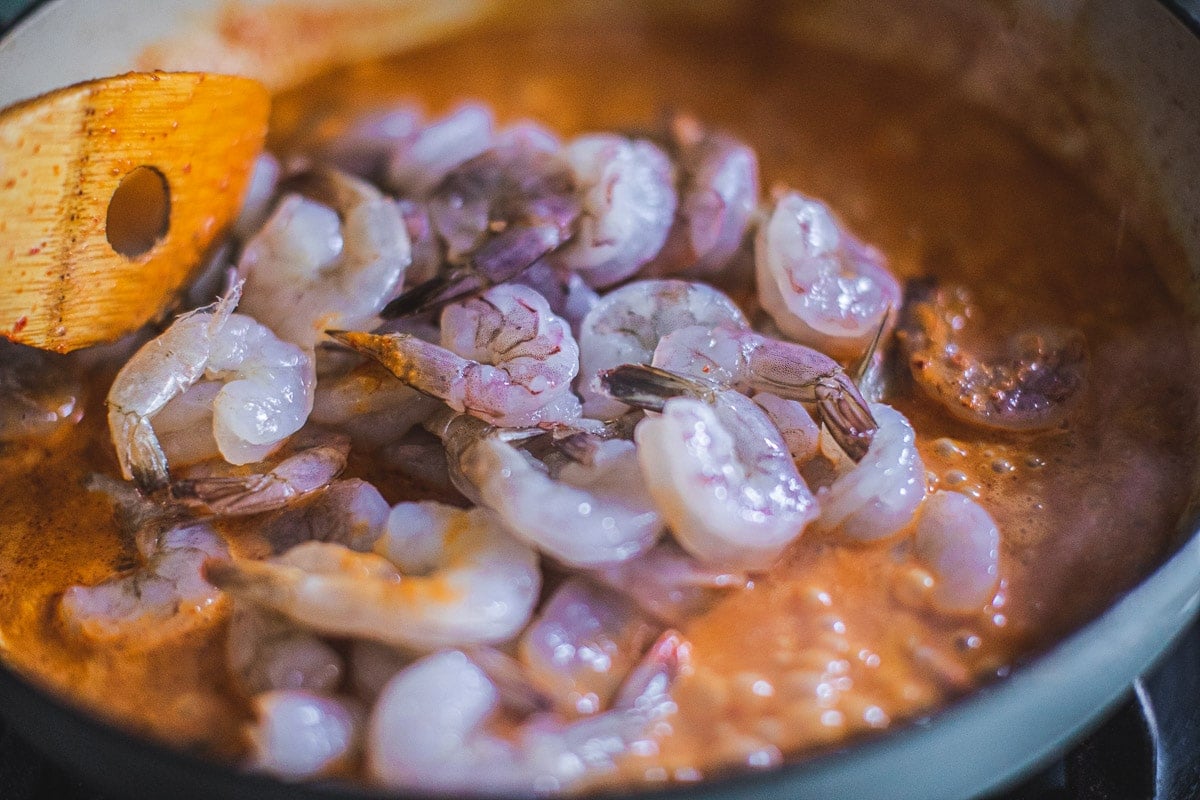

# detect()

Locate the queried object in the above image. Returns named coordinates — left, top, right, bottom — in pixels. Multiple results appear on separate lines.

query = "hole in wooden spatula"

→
left=106, top=166, right=171, bottom=259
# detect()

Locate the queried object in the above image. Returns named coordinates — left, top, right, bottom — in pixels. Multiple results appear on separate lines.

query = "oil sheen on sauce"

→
left=0, top=11, right=1196, bottom=783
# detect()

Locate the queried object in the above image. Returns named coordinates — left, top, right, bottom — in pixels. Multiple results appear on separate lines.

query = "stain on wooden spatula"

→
left=0, top=71, right=269, bottom=352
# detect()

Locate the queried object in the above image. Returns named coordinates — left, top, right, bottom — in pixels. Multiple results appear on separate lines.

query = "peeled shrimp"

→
left=169, top=430, right=350, bottom=517
left=247, top=691, right=364, bottom=780
left=577, top=279, right=747, bottom=419
left=206, top=501, right=541, bottom=650
left=256, top=478, right=390, bottom=556
left=456, top=434, right=664, bottom=567
left=367, top=631, right=690, bottom=794
left=107, top=283, right=315, bottom=493
left=756, top=190, right=902, bottom=360
left=814, top=403, right=927, bottom=542
left=897, top=282, right=1088, bottom=431
left=334, top=284, right=582, bottom=428
left=650, top=114, right=759, bottom=277
left=238, top=168, right=411, bottom=349
left=227, top=605, right=344, bottom=697
left=519, top=578, right=659, bottom=715
left=912, top=491, right=1001, bottom=613
left=550, top=134, right=677, bottom=288
left=652, top=323, right=877, bottom=460
left=603, top=365, right=819, bottom=571
left=60, top=510, right=228, bottom=644
left=311, top=358, right=441, bottom=451
left=383, top=102, right=494, bottom=196
left=592, top=539, right=750, bottom=625
left=383, top=130, right=578, bottom=317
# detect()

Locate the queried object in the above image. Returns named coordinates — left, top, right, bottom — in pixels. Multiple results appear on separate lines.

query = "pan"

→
left=0, top=1, right=1198, bottom=798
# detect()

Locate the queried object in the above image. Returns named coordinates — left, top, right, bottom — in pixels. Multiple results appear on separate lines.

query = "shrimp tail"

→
left=598, top=364, right=716, bottom=412
left=328, top=330, right=467, bottom=406
left=381, top=224, right=563, bottom=318
left=815, top=373, right=877, bottom=462
left=171, top=474, right=308, bottom=517
left=112, top=411, right=171, bottom=494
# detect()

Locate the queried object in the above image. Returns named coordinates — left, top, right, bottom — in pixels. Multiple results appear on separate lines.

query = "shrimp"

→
left=106, top=283, right=315, bottom=493
left=333, top=284, right=582, bottom=428
left=455, top=433, right=664, bottom=567
left=602, top=365, right=819, bottom=571
left=59, top=481, right=229, bottom=644
left=897, top=281, right=1088, bottom=431
left=256, top=478, right=391, bottom=556
left=383, top=102, right=494, bottom=196
left=649, top=114, right=759, bottom=278
left=313, top=103, right=423, bottom=180
left=753, top=393, right=822, bottom=464
left=0, top=340, right=84, bottom=444
left=813, top=403, right=927, bottom=542
left=519, top=578, right=659, bottom=716
left=366, top=630, right=690, bottom=794
left=756, top=190, right=902, bottom=361
left=382, top=131, right=579, bottom=318
left=592, top=540, right=750, bottom=625
left=226, top=605, right=344, bottom=697
left=238, top=168, right=412, bottom=349
left=652, top=323, right=877, bottom=460
left=310, top=358, right=441, bottom=451
left=549, top=134, right=677, bottom=289
left=206, top=500, right=541, bottom=651
left=912, top=491, right=1001, bottom=614
left=246, top=691, right=364, bottom=780
left=169, top=429, right=350, bottom=517
left=577, top=279, right=747, bottom=419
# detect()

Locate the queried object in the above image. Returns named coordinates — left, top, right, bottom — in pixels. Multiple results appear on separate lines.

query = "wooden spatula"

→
left=0, top=72, right=269, bottom=353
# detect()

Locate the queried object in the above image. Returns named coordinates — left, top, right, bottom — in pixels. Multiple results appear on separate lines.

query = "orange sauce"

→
left=0, top=9, right=1196, bottom=784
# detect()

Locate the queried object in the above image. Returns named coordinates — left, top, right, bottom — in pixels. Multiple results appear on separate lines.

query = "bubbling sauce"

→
left=0, top=9, right=1197, bottom=790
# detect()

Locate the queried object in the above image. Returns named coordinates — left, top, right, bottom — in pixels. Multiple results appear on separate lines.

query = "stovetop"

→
left=1, top=619, right=1196, bottom=800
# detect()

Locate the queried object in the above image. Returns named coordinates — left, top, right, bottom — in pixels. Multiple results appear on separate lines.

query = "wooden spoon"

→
left=0, top=72, right=269, bottom=353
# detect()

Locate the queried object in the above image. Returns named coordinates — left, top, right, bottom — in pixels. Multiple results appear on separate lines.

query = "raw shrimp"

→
left=650, top=114, right=759, bottom=277
left=313, top=103, right=423, bottom=179
left=897, top=281, right=1088, bottom=431
left=652, top=323, right=877, bottom=460
left=60, top=480, right=229, bottom=644
left=256, top=478, right=391, bottom=555
left=106, top=283, right=315, bottom=493
left=756, top=190, right=902, bottom=360
left=383, top=130, right=579, bottom=317
left=813, top=403, right=927, bottom=542
left=455, top=434, right=664, bottom=567
left=226, top=605, right=344, bottom=697
left=206, top=501, right=541, bottom=650
left=383, top=102, right=494, bottom=196
left=247, top=691, right=364, bottom=780
left=912, top=491, right=1001, bottom=613
left=169, top=429, right=350, bottom=517
left=592, top=539, right=750, bottom=625
left=0, top=340, right=83, bottom=444
left=602, top=365, right=819, bottom=571
left=238, top=168, right=412, bottom=349
left=519, top=578, right=659, bottom=715
left=334, top=283, right=582, bottom=428
left=310, top=358, right=441, bottom=451
left=753, top=393, right=822, bottom=464
left=366, top=630, right=690, bottom=794
left=577, top=279, right=747, bottom=419
left=550, top=134, right=677, bottom=288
